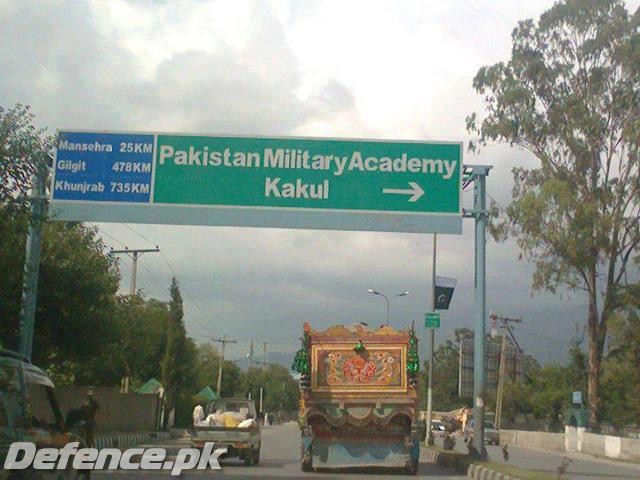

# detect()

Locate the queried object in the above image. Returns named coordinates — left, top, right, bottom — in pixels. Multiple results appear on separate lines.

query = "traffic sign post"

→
left=50, top=131, right=462, bottom=234
left=425, top=312, right=441, bottom=329
left=465, top=165, right=492, bottom=459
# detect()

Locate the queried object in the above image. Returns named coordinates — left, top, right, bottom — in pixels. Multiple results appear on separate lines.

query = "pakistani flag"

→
left=434, top=276, right=457, bottom=310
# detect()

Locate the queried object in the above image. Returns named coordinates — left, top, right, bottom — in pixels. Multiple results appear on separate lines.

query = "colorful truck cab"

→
left=293, top=323, right=423, bottom=474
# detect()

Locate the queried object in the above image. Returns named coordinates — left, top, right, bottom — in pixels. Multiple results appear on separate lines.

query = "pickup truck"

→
left=191, top=398, right=261, bottom=466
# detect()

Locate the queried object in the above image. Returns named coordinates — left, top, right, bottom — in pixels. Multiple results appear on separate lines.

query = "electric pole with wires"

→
left=491, top=312, right=522, bottom=430
left=212, top=336, right=237, bottom=396
left=109, top=246, right=160, bottom=295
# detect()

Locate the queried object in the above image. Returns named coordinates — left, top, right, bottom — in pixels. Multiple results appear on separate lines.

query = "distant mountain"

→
left=232, top=350, right=295, bottom=372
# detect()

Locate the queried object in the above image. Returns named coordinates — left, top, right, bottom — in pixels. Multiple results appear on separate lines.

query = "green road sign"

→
left=50, top=131, right=463, bottom=234
left=425, top=312, right=441, bottom=329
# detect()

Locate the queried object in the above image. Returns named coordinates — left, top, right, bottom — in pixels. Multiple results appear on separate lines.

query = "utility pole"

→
left=109, top=246, right=160, bottom=295
left=259, top=387, right=264, bottom=416
left=248, top=340, right=254, bottom=369
left=212, top=336, right=237, bottom=396
left=19, top=156, right=49, bottom=360
left=262, top=342, right=268, bottom=369
left=109, top=245, right=160, bottom=392
left=426, top=233, right=437, bottom=442
left=491, top=313, right=522, bottom=430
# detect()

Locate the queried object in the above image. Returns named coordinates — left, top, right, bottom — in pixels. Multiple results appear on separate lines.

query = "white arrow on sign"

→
left=382, top=182, right=425, bottom=202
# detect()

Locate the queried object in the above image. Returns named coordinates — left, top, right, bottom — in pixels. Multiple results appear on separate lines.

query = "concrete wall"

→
left=581, top=431, right=606, bottom=456
left=499, top=429, right=565, bottom=452
left=622, top=436, right=640, bottom=460
left=506, top=427, right=640, bottom=462
left=56, top=386, right=161, bottom=433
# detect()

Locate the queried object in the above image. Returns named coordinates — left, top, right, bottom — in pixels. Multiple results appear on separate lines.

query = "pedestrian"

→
left=81, top=389, right=100, bottom=448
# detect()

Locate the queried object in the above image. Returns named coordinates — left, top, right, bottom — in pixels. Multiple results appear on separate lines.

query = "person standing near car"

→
left=81, top=389, right=100, bottom=447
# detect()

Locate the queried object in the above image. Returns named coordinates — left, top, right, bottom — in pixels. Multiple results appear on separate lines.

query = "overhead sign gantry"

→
left=50, top=131, right=462, bottom=234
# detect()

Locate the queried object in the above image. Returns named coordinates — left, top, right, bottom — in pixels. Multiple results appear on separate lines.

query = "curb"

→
left=467, top=463, right=518, bottom=479
left=95, top=431, right=170, bottom=450
left=421, top=447, right=521, bottom=479
left=420, top=447, right=469, bottom=474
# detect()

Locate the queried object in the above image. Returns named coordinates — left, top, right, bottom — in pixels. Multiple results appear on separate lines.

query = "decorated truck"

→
left=293, top=322, right=423, bottom=474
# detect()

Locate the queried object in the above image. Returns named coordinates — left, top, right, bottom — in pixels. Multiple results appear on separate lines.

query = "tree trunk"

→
left=587, top=294, right=600, bottom=429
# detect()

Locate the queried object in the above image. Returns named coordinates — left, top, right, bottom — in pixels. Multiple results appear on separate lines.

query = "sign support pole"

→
left=19, top=156, right=48, bottom=360
left=425, top=233, right=437, bottom=442
left=465, top=165, right=492, bottom=459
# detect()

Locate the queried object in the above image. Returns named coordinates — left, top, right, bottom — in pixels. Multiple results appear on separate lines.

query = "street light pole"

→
left=19, top=155, right=48, bottom=360
left=367, top=289, right=409, bottom=326
left=426, top=233, right=437, bottom=442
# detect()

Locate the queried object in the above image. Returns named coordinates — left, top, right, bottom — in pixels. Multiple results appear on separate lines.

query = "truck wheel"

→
left=301, top=451, right=313, bottom=472
left=404, top=459, right=418, bottom=475
left=243, top=450, right=255, bottom=467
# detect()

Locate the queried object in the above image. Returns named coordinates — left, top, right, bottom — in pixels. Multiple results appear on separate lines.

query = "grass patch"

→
left=475, top=461, right=565, bottom=479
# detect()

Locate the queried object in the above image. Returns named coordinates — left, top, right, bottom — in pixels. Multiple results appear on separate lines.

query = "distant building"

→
left=458, top=335, right=524, bottom=399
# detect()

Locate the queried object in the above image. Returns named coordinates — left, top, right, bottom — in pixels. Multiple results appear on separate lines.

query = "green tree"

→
left=160, top=277, right=189, bottom=429
left=242, top=365, right=299, bottom=413
left=467, top=0, right=640, bottom=424
left=503, top=335, right=587, bottom=431
left=600, top=286, right=640, bottom=427
left=420, top=328, right=472, bottom=411
left=0, top=104, right=53, bottom=210
left=94, top=295, right=171, bottom=387
left=174, top=338, right=198, bottom=427
left=0, top=210, right=120, bottom=371
left=193, top=343, right=242, bottom=397
left=431, top=338, right=462, bottom=410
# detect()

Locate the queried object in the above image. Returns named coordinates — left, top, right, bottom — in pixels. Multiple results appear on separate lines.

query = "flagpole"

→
left=426, top=233, right=436, bottom=443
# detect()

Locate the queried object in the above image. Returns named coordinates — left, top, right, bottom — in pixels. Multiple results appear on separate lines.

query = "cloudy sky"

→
left=3, top=0, right=637, bottom=364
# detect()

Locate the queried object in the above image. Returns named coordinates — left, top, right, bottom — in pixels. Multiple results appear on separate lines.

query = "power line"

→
left=212, top=336, right=237, bottom=396
left=109, top=247, right=160, bottom=296
left=95, top=226, right=127, bottom=249
left=104, top=224, right=217, bottom=336
left=121, top=223, right=156, bottom=246
left=157, top=249, right=212, bottom=329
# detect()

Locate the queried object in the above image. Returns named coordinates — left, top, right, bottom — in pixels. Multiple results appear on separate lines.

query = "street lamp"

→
left=367, top=288, right=410, bottom=325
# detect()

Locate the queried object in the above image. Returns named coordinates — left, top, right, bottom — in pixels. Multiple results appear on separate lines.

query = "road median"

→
left=422, top=445, right=565, bottom=479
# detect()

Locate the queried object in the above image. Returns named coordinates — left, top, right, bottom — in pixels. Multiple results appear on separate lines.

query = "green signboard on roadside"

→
left=425, top=312, right=441, bottom=329
left=51, top=131, right=463, bottom=234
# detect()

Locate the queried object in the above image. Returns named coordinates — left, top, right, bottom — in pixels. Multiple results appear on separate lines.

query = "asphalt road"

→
left=94, top=422, right=466, bottom=479
left=444, top=433, right=640, bottom=480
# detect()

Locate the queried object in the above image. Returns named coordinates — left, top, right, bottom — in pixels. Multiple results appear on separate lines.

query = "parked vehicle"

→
left=0, top=348, right=89, bottom=479
left=295, top=323, right=424, bottom=474
left=430, top=420, right=447, bottom=437
left=191, top=398, right=261, bottom=466
left=464, top=419, right=500, bottom=445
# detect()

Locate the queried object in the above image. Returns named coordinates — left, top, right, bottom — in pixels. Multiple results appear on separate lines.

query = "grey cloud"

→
left=308, top=80, right=356, bottom=116
left=0, top=1, right=342, bottom=134
left=1, top=0, right=592, bottom=366
left=107, top=219, right=583, bottom=364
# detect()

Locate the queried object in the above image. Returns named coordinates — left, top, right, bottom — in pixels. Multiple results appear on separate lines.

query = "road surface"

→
left=444, top=433, right=640, bottom=480
left=94, top=422, right=465, bottom=478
